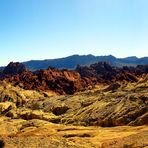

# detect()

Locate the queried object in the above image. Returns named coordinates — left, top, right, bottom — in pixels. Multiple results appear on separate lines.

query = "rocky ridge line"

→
left=0, top=62, right=148, bottom=94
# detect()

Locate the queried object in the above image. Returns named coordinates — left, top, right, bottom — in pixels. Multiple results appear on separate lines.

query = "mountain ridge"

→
left=23, top=54, right=148, bottom=70
left=1, top=54, right=148, bottom=71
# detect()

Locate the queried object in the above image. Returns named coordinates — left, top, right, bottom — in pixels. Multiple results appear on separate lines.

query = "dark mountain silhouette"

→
left=23, top=55, right=148, bottom=70
left=1, top=55, right=148, bottom=71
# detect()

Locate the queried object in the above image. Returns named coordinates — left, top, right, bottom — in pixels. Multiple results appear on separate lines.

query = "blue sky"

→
left=0, top=0, right=148, bottom=66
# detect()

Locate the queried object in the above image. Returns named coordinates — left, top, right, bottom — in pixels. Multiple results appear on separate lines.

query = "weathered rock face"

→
left=1, top=62, right=148, bottom=95
left=1, top=63, right=87, bottom=94
left=3, top=62, right=27, bottom=75
left=76, top=62, right=148, bottom=84
left=32, top=68, right=86, bottom=94
left=76, top=62, right=116, bottom=83
left=123, top=65, right=148, bottom=75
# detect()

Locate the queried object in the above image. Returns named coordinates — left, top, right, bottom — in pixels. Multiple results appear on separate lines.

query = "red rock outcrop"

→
left=76, top=62, right=148, bottom=84
left=1, top=62, right=148, bottom=94
left=3, top=62, right=27, bottom=75
left=1, top=63, right=88, bottom=94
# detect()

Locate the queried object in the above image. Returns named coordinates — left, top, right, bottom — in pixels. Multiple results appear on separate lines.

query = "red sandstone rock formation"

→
left=2, top=63, right=87, bottom=94
left=3, top=62, right=27, bottom=75
left=1, top=62, right=148, bottom=94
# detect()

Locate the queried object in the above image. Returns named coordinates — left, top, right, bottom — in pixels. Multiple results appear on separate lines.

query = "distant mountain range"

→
left=1, top=54, right=148, bottom=71
left=23, top=54, right=148, bottom=70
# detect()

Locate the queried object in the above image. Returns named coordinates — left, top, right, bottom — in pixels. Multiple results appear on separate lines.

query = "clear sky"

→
left=0, top=0, right=148, bottom=66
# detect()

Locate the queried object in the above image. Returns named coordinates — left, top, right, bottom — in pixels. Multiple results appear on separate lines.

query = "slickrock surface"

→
left=0, top=118, right=147, bottom=148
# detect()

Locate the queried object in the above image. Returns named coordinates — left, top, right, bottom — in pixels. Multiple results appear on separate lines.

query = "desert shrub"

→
left=31, top=102, right=43, bottom=110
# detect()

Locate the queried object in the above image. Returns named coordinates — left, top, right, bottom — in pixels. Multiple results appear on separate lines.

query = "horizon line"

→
left=1, top=54, right=148, bottom=67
